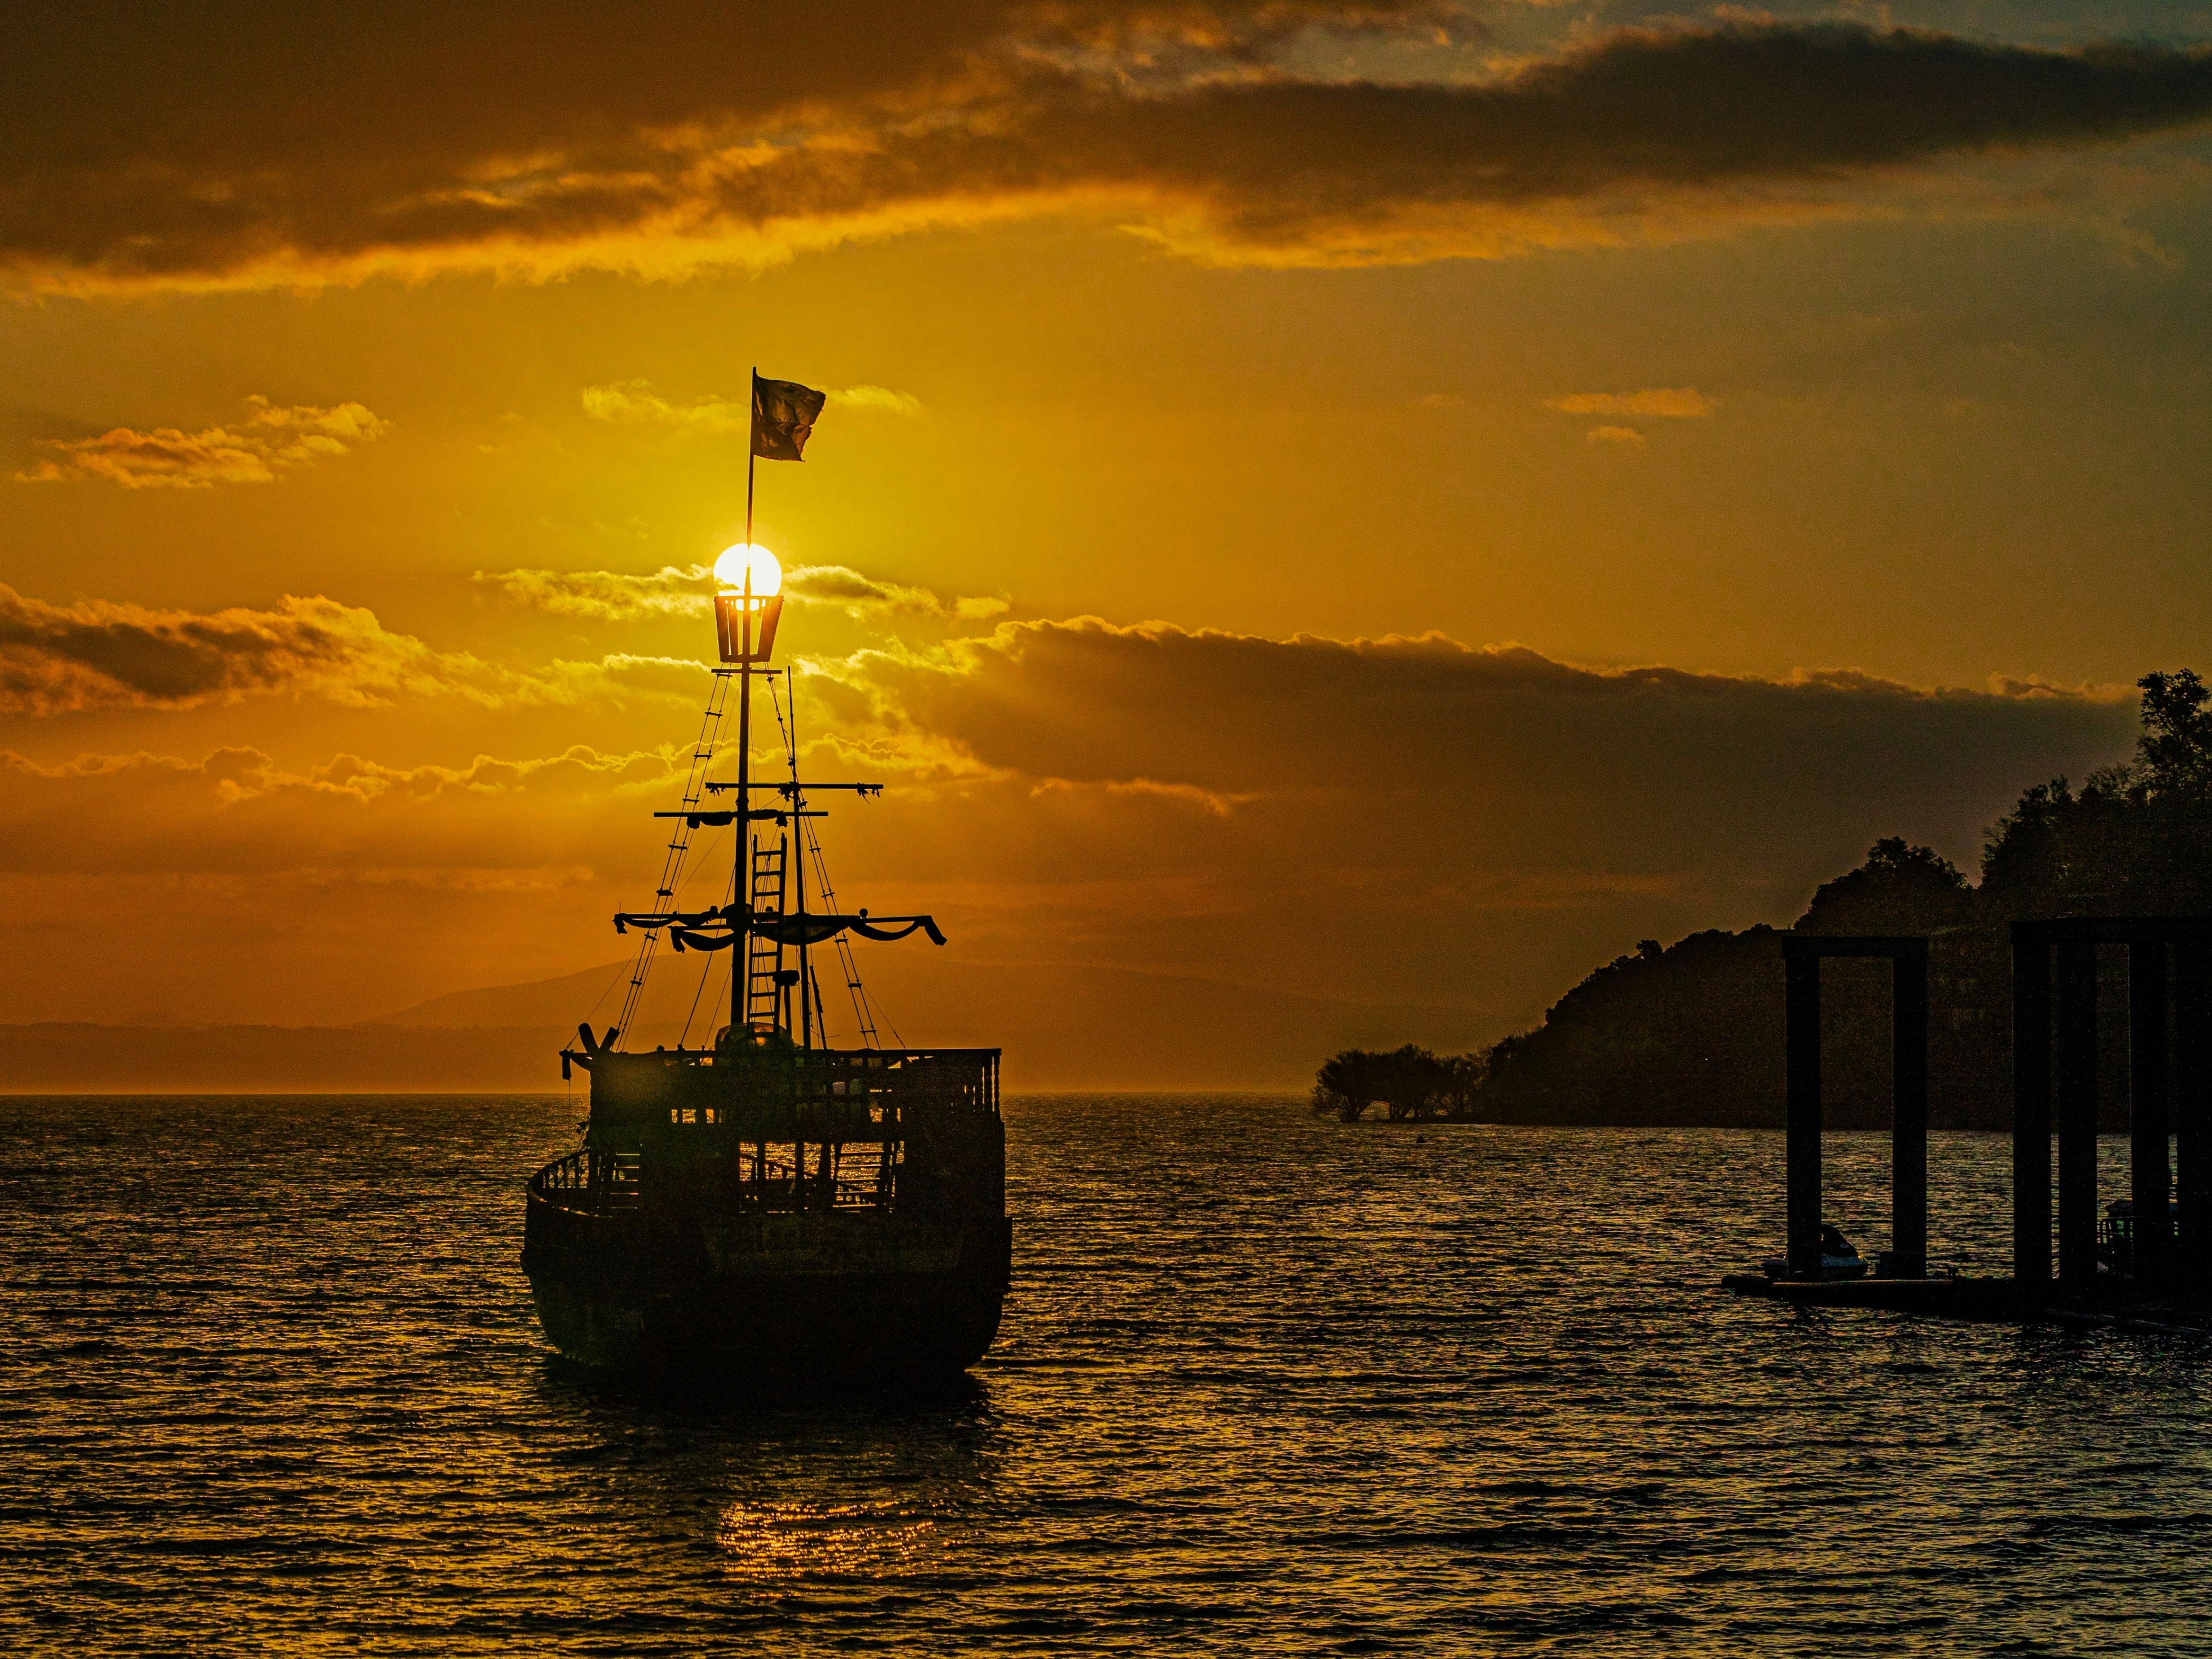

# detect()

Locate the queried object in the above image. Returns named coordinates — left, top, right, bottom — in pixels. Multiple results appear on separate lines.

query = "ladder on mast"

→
left=745, top=835, right=788, bottom=1029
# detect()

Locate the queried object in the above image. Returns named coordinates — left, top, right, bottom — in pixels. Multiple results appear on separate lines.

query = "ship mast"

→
left=706, top=370, right=791, bottom=1037
left=733, top=373, right=761, bottom=1035
left=608, top=365, right=941, bottom=1050
left=732, top=566, right=752, bottom=1035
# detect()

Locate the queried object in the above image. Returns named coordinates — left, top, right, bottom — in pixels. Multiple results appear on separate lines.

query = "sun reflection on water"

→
left=714, top=1500, right=946, bottom=1579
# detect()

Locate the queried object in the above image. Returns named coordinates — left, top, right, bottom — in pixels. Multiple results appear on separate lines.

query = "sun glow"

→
left=713, top=542, right=782, bottom=596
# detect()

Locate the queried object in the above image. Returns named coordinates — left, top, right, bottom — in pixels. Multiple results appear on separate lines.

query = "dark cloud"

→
left=824, top=619, right=2137, bottom=1010
left=0, top=583, right=704, bottom=714
left=0, top=584, right=447, bottom=713
left=5, top=12, right=2209, bottom=285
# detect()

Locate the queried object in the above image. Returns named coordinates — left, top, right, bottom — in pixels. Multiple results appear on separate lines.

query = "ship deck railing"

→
left=528, top=1144, right=896, bottom=1213
left=530, top=1148, right=642, bottom=1212
left=591, top=1045, right=1000, bottom=1116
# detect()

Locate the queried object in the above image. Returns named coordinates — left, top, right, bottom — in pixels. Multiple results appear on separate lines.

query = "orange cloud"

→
left=580, top=382, right=750, bottom=434
left=15, top=397, right=389, bottom=488
left=581, top=379, right=923, bottom=432
left=474, top=564, right=719, bottom=622
left=474, top=562, right=1008, bottom=623
left=1547, top=388, right=1715, bottom=418
left=0, top=744, right=681, bottom=878
left=787, top=565, right=1009, bottom=621
left=6, top=18, right=2212, bottom=288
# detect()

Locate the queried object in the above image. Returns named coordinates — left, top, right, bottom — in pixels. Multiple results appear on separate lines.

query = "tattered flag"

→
left=752, top=374, right=827, bottom=461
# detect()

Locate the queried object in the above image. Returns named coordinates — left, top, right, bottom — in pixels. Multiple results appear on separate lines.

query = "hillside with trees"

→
left=1316, top=671, right=2212, bottom=1128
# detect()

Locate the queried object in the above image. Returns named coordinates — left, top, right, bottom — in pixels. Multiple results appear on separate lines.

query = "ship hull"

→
left=523, top=1196, right=1011, bottom=1386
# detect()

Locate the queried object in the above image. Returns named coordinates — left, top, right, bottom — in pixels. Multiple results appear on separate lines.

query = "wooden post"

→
left=1785, top=949, right=1823, bottom=1278
left=1891, top=942, right=1929, bottom=1278
left=2013, top=928, right=2053, bottom=1286
left=2056, top=940, right=2100, bottom=1289
left=2129, top=940, right=2171, bottom=1283
left=2175, top=942, right=2209, bottom=1287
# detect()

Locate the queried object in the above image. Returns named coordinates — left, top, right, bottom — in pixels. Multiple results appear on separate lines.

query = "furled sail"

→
left=612, top=902, right=945, bottom=951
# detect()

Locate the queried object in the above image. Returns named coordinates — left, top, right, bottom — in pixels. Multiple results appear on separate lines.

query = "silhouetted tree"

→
left=1312, top=1048, right=1385, bottom=1121
left=1798, top=837, right=1971, bottom=934
left=1312, top=1044, right=1486, bottom=1122
left=1981, top=670, right=2212, bottom=916
left=1437, top=1051, right=1486, bottom=1120
left=2137, top=668, right=2212, bottom=795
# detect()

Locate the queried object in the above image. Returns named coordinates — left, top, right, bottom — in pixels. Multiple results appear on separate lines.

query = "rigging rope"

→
left=679, top=864, right=737, bottom=1049
left=612, top=669, right=732, bottom=1046
left=766, top=673, right=891, bottom=1048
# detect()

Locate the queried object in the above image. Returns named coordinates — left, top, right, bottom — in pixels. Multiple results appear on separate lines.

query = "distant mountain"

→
left=0, top=1022, right=568, bottom=1095
left=0, top=957, right=1512, bottom=1094
left=365, top=959, right=660, bottom=1031
left=365, top=953, right=1514, bottom=1091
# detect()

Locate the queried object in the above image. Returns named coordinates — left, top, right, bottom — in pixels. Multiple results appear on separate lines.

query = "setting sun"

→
left=712, top=542, right=781, bottom=596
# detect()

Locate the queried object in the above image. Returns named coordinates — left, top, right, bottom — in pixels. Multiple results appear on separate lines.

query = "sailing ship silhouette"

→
left=521, top=373, right=1010, bottom=1384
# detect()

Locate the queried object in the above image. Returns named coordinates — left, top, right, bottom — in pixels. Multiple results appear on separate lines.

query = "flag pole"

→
left=745, top=367, right=758, bottom=552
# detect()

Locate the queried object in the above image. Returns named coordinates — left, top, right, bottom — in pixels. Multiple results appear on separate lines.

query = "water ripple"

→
left=1, top=1095, right=2208, bottom=1654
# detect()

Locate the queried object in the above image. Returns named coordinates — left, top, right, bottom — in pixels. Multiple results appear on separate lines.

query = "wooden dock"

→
left=1741, top=918, right=2212, bottom=1337
left=1721, top=1272, right=2212, bottom=1335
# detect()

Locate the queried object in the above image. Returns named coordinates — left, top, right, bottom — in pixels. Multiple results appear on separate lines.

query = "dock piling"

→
left=2177, top=943, right=2209, bottom=1284
left=1778, top=934, right=1929, bottom=1280
left=1785, top=949, right=1823, bottom=1279
left=2056, top=940, right=2101, bottom=1290
left=1891, top=942, right=1929, bottom=1280
left=2013, top=918, right=2212, bottom=1298
left=2012, top=936, right=2053, bottom=1287
left=2130, top=941, right=2172, bottom=1283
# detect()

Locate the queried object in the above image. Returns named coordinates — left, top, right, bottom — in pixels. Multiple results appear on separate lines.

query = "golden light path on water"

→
left=3, top=1094, right=2210, bottom=1654
left=715, top=1501, right=943, bottom=1579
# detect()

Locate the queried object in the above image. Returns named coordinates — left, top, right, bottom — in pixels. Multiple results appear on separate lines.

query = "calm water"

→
left=2, top=1095, right=2208, bottom=1656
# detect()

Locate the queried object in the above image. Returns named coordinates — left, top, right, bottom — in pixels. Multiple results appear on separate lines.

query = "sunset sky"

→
left=5, top=1, right=2210, bottom=1074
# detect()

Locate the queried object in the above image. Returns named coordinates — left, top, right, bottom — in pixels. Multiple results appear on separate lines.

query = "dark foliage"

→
left=1475, top=929, right=1788, bottom=1126
left=1312, top=1043, right=1485, bottom=1122
left=1799, top=836, right=1971, bottom=934
left=1981, top=669, right=2212, bottom=916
